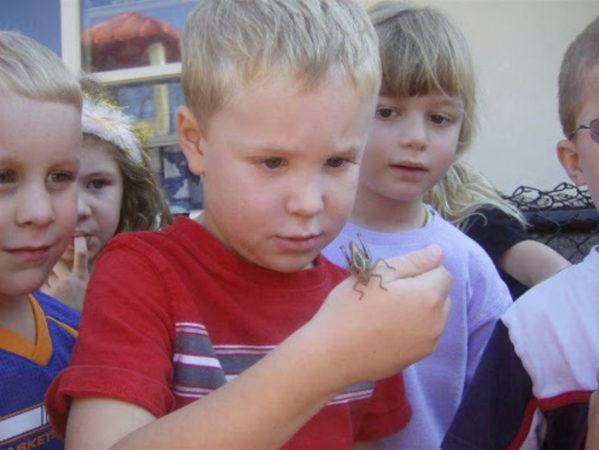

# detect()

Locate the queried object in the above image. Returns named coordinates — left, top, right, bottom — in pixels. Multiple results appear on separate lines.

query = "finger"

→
left=73, top=236, right=89, bottom=278
left=383, top=245, right=444, bottom=279
left=390, top=264, right=451, bottom=296
left=45, top=268, right=59, bottom=288
left=52, top=261, right=69, bottom=277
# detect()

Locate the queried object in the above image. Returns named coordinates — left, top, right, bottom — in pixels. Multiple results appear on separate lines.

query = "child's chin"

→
left=11, top=271, right=50, bottom=298
left=265, top=256, right=316, bottom=273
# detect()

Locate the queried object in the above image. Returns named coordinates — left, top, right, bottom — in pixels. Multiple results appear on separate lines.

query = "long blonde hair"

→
left=368, top=1, right=476, bottom=155
left=425, top=160, right=526, bottom=230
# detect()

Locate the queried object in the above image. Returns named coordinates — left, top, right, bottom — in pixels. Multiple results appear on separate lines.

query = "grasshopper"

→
left=340, top=234, right=395, bottom=300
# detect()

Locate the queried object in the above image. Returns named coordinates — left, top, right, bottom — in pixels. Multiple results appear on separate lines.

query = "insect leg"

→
left=370, top=273, right=387, bottom=291
left=353, top=278, right=365, bottom=300
left=340, top=245, right=352, bottom=267
left=371, top=258, right=396, bottom=272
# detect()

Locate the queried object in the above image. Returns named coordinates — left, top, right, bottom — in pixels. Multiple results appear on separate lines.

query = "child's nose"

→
left=77, top=194, right=92, bottom=221
left=399, top=115, right=427, bottom=151
left=286, top=177, right=325, bottom=217
left=16, top=184, right=55, bottom=227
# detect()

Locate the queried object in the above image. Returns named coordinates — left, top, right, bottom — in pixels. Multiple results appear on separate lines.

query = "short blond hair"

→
left=558, top=17, right=599, bottom=137
left=368, top=1, right=476, bottom=155
left=181, top=0, right=380, bottom=125
left=0, top=31, right=81, bottom=110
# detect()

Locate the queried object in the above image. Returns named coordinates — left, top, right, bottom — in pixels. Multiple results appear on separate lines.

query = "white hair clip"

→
left=81, top=98, right=143, bottom=164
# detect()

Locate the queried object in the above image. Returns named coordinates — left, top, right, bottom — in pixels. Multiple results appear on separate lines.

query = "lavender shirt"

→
left=323, top=208, right=512, bottom=449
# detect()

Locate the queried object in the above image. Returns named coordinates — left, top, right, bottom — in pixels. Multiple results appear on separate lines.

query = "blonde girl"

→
left=323, top=2, right=513, bottom=448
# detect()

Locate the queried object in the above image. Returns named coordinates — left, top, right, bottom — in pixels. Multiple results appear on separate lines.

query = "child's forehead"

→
left=0, top=94, right=81, bottom=159
left=577, top=65, right=599, bottom=119
left=0, top=92, right=80, bottom=118
left=230, top=67, right=366, bottom=98
left=379, top=91, right=464, bottom=107
left=199, top=71, right=374, bottom=151
left=207, top=69, right=375, bottom=123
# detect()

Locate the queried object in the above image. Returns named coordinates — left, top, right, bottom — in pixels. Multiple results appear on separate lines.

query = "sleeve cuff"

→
left=45, top=365, right=175, bottom=437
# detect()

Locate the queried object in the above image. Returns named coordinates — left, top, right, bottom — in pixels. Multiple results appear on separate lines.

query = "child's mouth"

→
left=390, top=163, right=428, bottom=180
left=7, top=245, right=51, bottom=264
left=276, top=234, right=323, bottom=253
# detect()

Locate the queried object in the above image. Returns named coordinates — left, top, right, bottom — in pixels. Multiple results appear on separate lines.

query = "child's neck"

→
left=0, top=294, right=36, bottom=343
left=351, top=190, right=428, bottom=233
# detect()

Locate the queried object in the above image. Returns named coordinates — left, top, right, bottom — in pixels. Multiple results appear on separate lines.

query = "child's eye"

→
left=0, top=170, right=17, bottom=184
left=86, top=179, right=109, bottom=190
left=260, top=157, right=285, bottom=169
left=47, top=171, right=74, bottom=185
left=430, top=114, right=453, bottom=126
left=375, top=107, right=397, bottom=119
left=326, top=157, right=355, bottom=168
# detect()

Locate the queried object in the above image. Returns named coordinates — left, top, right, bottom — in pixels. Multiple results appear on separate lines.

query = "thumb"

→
left=72, top=236, right=89, bottom=279
left=385, top=244, right=444, bottom=279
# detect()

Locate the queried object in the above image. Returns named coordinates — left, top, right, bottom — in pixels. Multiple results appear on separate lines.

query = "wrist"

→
left=283, top=320, right=357, bottom=392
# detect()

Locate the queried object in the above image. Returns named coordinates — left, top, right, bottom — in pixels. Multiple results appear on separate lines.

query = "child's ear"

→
left=177, top=106, right=205, bottom=176
left=557, top=139, right=586, bottom=186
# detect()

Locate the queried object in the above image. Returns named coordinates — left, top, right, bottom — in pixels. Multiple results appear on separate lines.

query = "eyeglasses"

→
left=568, top=117, right=599, bottom=143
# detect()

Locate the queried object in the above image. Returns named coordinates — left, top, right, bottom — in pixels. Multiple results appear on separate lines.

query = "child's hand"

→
left=303, top=245, right=451, bottom=387
left=44, top=236, right=89, bottom=310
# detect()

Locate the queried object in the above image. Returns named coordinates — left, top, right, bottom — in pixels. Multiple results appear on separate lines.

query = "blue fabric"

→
left=442, top=322, right=533, bottom=449
left=0, top=294, right=79, bottom=450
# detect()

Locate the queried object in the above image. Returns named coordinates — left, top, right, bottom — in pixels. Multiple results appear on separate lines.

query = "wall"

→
left=0, top=0, right=62, bottom=55
left=360, top=0, right=599, bottom=194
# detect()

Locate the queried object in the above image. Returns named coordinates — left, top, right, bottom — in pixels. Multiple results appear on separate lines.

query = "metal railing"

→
left=504, top=183, right=599, bottom=263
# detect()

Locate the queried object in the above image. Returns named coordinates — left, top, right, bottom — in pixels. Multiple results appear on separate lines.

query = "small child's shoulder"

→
left=506, top=249, right=598, bottom=321
left=501, top=252, right=599, bottom=395
left=32, top=291, right=80, bottom=330
left=429, top=210, right=493, bottom=262
left=95, top=215, right=219, bottom=278
left=106, top=215, right=195, bottom=252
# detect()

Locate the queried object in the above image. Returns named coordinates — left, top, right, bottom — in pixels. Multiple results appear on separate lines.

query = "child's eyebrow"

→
left=332, top=146, right=362, bottom=157
left=81, top=170, right=118, bottom=179
left=431, top=97, right=465, bottom=109
left=51, top=156, right=81, bottom=166
left=243, top=143, right=363, bottom=156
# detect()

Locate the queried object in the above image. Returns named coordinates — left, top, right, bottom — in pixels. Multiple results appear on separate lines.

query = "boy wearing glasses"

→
left=442, top=17, right=599, bottom=450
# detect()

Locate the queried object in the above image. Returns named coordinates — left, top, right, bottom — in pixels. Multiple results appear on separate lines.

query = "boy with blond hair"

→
left=443, top=16, right=599, bottom=450
left=0, top=31, right=82, bottom=450
left=45, top=1, right=452, bottom=449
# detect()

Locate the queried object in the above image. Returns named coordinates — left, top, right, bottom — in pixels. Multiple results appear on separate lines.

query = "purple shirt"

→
left=323, top=208, right=512, bottom=449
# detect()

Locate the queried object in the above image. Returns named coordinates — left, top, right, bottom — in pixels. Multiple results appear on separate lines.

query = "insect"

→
left=340, top=234, right=395, bottom=300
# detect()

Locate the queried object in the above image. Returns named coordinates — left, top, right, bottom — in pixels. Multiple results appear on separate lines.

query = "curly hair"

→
left=81, top=77, right=172, bottom=233
left=82, top=134, right=172, bottom=233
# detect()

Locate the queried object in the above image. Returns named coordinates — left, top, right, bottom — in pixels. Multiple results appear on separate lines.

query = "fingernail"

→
left=74, top=236, right=87, bottom=252
left=425, top=244, right=442, bottom=260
